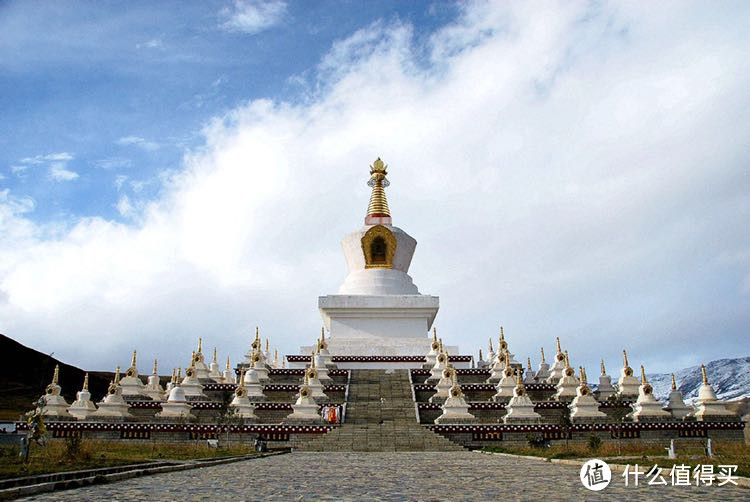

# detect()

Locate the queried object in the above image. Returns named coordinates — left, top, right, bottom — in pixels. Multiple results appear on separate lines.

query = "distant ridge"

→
left=0, top=334, right=112, bottom=420
left=646, top=356, right=750, bottom=403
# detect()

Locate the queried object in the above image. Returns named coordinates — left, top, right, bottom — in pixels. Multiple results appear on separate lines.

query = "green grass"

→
left=482, top=441, right=750, bottom=478
left=0, top=439, right=258, bottom=480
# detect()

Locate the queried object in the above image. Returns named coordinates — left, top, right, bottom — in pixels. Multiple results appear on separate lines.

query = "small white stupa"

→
left=208, top=348, right=223, bottom=382
left=223, top=356, right=236, bottom=384
left=553, top=351, right=579, bottom=401
left=503, top=372, right=542, bottom=424
left=229, top=370, right=259, bottom=421
left=693, top=364, right=736, bottom=421
left=630, top=365, right=671, bottom=422
left=248, top=349, right=270, bottom=382
left=663, top=374, right=693, bottom=420
left=476, top=348, right=487, bottom=369
left=143, top=359, right=165, bottom=401
left=156, top=385, right=194, bottom=419
left=616, top=350, right=640, bottom=399
left=317, top=327, right=335, bottom=368
left=486, top=350, right=506, bottom=384
left=426, top=343, right=448, bottom=384
left=92, top=367, right=132, bottom=419
left=486, top=338, right=496, bottom=369
left=435, top=373, right=476, bottom=424
left=569, top=367, right=607, bottom=423
left=492, top=352, right=516, bottom=402
left=545, top=337, right=566, bottom=384
left=304, top=356, right=328, bottom=403
left=242, top=360, right=267, bottom=401
left=163, top=368, right=177, bottom=399
left=523, top=357, right=536, bottom=384
left=429, top=365, right=455, bottom=404
left=180, top=362, right=206, bottom=399
left=39, top=365, right=70, bottom=418
left=119, top=350, right=147, bottom=397
left=313, top=344, right=333, bottom=384
left=284, top=374, right=324, bottom=425
left=191, top=338, right=211, bottom=380
left=535, top=347, right=550, bottom=381
left=594, top=360, right=615, bottom=401
left=67, top=373, right=97, bottom=420
left=425, top=327, right=440, bottom=368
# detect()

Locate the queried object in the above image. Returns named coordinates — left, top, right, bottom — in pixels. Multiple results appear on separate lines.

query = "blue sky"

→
left=1, top=1, right=749, bottom=376
left=0, top=1, right=457, bottom=221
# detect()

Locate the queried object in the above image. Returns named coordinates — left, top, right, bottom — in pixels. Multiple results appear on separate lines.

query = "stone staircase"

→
left=296, top=369, right=463, bottom=452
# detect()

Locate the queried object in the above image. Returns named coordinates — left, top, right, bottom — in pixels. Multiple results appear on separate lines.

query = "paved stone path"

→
left=24, top=452, right=748, bottom=501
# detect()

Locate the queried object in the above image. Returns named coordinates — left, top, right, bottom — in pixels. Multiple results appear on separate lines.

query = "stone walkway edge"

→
left=0, top=451, right=288, bottom=501
left=476, top=450, right=750, bottom=489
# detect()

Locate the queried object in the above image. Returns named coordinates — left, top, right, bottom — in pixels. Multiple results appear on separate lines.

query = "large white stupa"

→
left=302, top=158, right=454, bottom=357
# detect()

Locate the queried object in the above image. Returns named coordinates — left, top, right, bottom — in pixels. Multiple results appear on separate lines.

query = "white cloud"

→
left=117, top=136, right=159, bottom=151
left=96, top=157, right=132, bottom=170
left=10, top=165, right=28, bottom=174
left=114, top=174, right=128, bottom=191
left=48, top=163, right=79, bottom=182
left=116, top=194, right=134, bottom=217
left=220, top=0, right=287, bottom=34
left=136, top=38, right=164, bottom=49
left=1, top=3, right=749, bottom=375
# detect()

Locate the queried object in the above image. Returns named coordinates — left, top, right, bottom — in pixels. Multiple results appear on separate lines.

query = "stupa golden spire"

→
left=366, top=158, right=391, bottom=218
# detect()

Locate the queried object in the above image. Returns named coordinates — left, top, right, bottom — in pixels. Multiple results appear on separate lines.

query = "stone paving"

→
left=24, top=451, right=749, bottom=501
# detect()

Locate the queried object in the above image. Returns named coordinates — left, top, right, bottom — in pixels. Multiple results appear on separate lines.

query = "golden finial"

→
left=500, top=326, right=505, bottom=340
left=83, top=372, right=89, bottom=391
left=623, top=349, right=630, bottom=368
left=640, top=365, right=647, bottom=385
left=564, top=351, right=571, bottom=369
left=671, top=373, right=677, bottom=391
left=527, top=357, right=532, bottom=370
left=478, top=348, right=483, bottom=361
left=579, top=367, right=587, bottom=385
left=439, top=338, right=444, bottom=353
left=255, top=326, right=260, bottom=341
left=600, top=359, right=606, bottom=375
left=304, top=372, right=310, bottom=386
left=310, top=350, right=316, bottom=368
left=153, top=359, right=158, bottom=375
left=114, top=365, right=121, bottom=384
left=198, top=337, right=202, bottom=353
left=238, top=369, right=246, bottom=389
left=432, top=327, right=437, bottom=342
left=282, top=358, right=286, bottom=369
left=177, top=367, right=182, bottom=379
left=131, top=350, right=137, bottom=368
left=213, top=348, right=217, bottom=364
left=366, top=158, right=390, bottom=218
left=701, top=364, right=708, bottom=385
left=274, top=348, right=279, bottom=365
left=171, top=368, right=176, bottom=383
left=488, top=337, right=493, bottom=352
left=251, top=357, right=256, bottom=369
left=265, top=338, right=269, bottom=353
left=51, top=364, right=60, bottom=385
left=540, top=347, right=546, bottom=363
left=226, top=356, right=231, bottom=371
left=555, top=337, right=562, bottom=354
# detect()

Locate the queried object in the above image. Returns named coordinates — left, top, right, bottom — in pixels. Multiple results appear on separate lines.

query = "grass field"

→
left=483, top=440, right=750, bottom=478
left=0, top=439, right=258, bottom=480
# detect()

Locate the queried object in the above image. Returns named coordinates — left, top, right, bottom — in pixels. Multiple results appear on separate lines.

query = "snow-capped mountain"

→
left=646, top=356, right=750, bottom=403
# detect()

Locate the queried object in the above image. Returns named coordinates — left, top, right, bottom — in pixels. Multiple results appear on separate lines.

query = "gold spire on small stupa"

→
left=478, top=348, right=483, bottom=361
left=197, top=337, right=202, bottom=353
left=131, top=350, right=137, bottom=368
left=237, top=369, right=246, bottom=389
left=153, top=359, right=158, bottom=375
left=213, top=348, right=218, bottom=364
left=580, top=366, right=588, bottom=385
left=83, top=372, right=89, bottom=391
left=540, top=347, right=546, bottom=363
left=555, top=337, right=562, bottom=354
left=488, top=337, right=493, bottom=352
left=274, top=348, right=279, bottom=366
left=265, top=338, right=270, bottom=353
left=527, top=357, right=532, bottom=370
left=113, top=366, right=121, bottom=384
left=51, top=364, right=60, bottom=385
left=671, top=373, right=677, bottom=391
left=623, top=349, right=630, bottom=369
left=226, top=356, right=231, bottom=371
left=701, top=364, right=709, bottom=385
left=600, top=359, right=606, bottom=375
left=432, top=327, right=437, bottom=342
left=366, top=158, right=391, bottom=218
left=640, top=365, right=648, bottom=385
left=171, top=368, right=177, bottom=383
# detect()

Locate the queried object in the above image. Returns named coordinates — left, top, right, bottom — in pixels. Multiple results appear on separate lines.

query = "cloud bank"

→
left=1, top=2, right=748, bottom=375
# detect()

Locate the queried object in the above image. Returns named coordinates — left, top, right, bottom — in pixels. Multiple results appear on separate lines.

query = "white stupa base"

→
left=229, top=399, right=258, bottom=421
left=503, top=396, right=542, bottom=424
left=92, top=398, right=132, bottom=419
left=694, top=402, right=737, bottom=421
left=42, top=395, right=71, bottom=418
left=315, top=295, right=441, bottom=358
left=435, top=399, right=477, bottom=424
left=630, top=402, right=673, bottom=422
left=570, top=395, right=607, bottom=422
left=157, top=402, right=194, bottom=419
left=284, top=403, right=324, bottom=425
